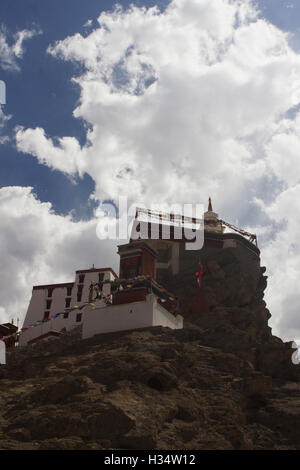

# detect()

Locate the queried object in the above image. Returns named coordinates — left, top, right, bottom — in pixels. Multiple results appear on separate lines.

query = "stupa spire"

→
left=208, top=197, right=213, bottom=212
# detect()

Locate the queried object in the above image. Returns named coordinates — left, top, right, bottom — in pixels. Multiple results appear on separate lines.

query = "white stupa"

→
left=204, top=197, right=224, bottom=233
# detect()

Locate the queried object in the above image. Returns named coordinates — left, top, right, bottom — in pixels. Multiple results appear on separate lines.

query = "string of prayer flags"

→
left=19, top=274, right=178, bottom=334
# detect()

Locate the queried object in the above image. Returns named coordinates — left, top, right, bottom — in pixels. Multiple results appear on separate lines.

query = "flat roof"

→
left=32, top=268, right=119, bottom=290
left=118, top=241, right=158, bottom=258
left=75, top=267, right=118, bottom=278
left=0, top=323, right=18, bottom=334
left=33, top=282, right=74, bottom=291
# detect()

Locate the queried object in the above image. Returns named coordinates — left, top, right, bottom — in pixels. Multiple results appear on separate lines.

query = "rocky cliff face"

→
left=165, top=241, right=298, bottom=381
left=1, top=242, right=300, bottom=450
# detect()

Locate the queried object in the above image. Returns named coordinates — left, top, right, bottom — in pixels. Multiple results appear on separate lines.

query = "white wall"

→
left=71, top=270, right=112, bottom=307
left=153, top=297, right=183, bottom=329
left=18, top=303, right=102, bottom=346
left=19, top=269, right=115, bottom=346
left=82, top=294, right=183, bottom=340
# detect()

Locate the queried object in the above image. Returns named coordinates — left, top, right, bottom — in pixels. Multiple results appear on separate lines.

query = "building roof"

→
left=75, top=267, right=118, bottom=278
left=33, top=282, right=74, bottom=291
left=32, top=267, right=119, bottom=291
left=118, top=241, right=158, bottom=258
left=0, top=323, right=18, bottom=335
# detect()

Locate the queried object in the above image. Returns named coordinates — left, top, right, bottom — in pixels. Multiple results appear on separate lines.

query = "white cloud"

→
left=10, top=0, right=300, bottom=340
left=257, top=185, right=300, bottom=341
left=0, top=106, right=12, bottom=145
left=0, top=26, right=41, bottom=72
left=0, top=186, right=118, bottom=325
left=15, top=126, right=86, bottom=175
left=83, top=19, right=93, bottom=28
left=0, top=107, right=11, bottom=128
left=265, top=112, right=300, bottom=186
left=16, top=0, right=299, bottom=213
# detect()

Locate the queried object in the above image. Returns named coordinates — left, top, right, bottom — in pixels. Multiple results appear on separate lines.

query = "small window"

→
left=63, top=311, right=69, bottom=319
left=77, top=284, right=83, bottom=292
left=79, top=274, right=85, bottom=284
left=66, top=286, right=72, bottom=296
left=46, top=299, right=52, bottom=310
left=76, top=313, right=82, bottom=323
left=129, top=267, right=137, bottom=278
left=98, top=272, right=104, bottom=282
left=65, top=298, right=71, bottom=308
left=43, top=311, right=50, bottom=320
left=47, top=288, right=54, bottom=298
left=77, top=293, right=82, bottom=302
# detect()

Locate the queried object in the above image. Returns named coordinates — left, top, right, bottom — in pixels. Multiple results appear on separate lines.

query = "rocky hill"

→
left=1, top=242, right=300, bottom=450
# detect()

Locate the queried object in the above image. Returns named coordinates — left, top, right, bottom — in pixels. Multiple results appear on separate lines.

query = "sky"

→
left=1, top=0, right=300, bottom=342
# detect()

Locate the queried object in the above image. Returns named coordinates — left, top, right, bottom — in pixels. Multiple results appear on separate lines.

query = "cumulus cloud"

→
left=0, top=187, right=118, bottom=325
left=16, top=0, right=300, bottom=212
left=254, top=185, right=300, bottom=341
left=10, top=0, right=300, bottom=339
left=0, top=25, right=41, bottom=144
left=0, top=26, right=41, bottom=72
left=15, top=126, right=86, bottom=175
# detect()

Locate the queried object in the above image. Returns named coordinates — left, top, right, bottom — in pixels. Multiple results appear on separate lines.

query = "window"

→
left=77, top=284, right=83, bottom=302
left=47, top=288, right=54, bottom=298
left=66, top=286, right=72, bottom=296
left=76, top=313, right=82, bottom=322
left=65, top=298, right=71, bottom=308
left=63, top=311, right=69, bottom=319
left=129, top=267, right=137, bottom=278
left=43, top=311, right=50, bottom=320
left=98, top=272, right=104, bottom=282
left=46, top=299, right=52, bottom=310
left=78, top=274, right=85, bottom=284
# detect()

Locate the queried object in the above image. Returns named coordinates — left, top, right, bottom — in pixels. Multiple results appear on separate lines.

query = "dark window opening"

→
left=77, top=293, right=82, bottom=302
left=129, top=267, right=138, bottom=278
left=63, top=311, right=69, bottom=319
left=46, top=299, right=52, bottom=310
left=98, top=272, right=104, bottom=282
left=79, top=274, right=85, bottom=284
left=76, top=313, right=82, bottom=322
left=77, top=284, right=83, bottom=292
left=66, top=286, right=72, bottom=296
left=47, top=288, right=54, bottom=298
left=65, top=298, right=71, bottom=308
left=43, top=311, right=50, bottom=320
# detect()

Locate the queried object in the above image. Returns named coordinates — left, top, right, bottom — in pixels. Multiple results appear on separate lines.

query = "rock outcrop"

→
left=164, top=241, right=298, bottom=381
left=1, top=240, right=300, bottom=450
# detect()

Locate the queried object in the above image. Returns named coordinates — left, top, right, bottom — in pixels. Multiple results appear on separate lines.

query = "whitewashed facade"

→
left=82, top=293, right=183, bottom=339
left=19, top=267, right=117, bottom=346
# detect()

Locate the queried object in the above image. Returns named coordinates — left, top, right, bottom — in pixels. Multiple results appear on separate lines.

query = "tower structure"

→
left=203, top=197, right=224, bottom=234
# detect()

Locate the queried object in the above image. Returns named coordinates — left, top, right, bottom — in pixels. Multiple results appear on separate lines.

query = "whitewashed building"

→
left=19, top=265, right=183, bottom=346
left=82, top=293, right=183, bottom=340
left=19, top=267, right=117, bottom=346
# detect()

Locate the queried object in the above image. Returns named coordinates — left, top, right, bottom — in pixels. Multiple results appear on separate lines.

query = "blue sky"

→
left=0, top=0, right=169, bottom=219
left=1, top=0, right=300, bottom=341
